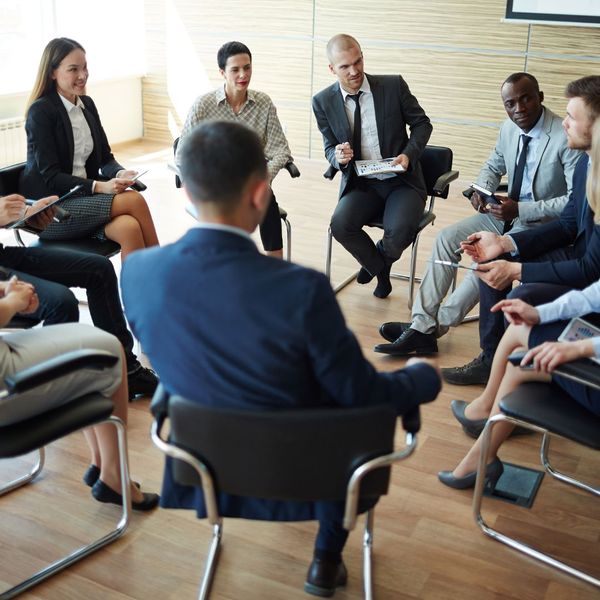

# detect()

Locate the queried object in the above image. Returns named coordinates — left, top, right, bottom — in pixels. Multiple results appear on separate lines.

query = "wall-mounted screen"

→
left=505, top=0, right=600, bottom=26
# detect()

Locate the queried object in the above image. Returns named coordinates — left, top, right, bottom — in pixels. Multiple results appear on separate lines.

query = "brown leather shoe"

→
left=304, top=558, right=347, bottom=597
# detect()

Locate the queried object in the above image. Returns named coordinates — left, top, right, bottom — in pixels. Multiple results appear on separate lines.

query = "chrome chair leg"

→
left=363, top=509, right=375, bottom=600
left=0, top=416, right=131, bottom=600
left=472, top=414, right=600, bottom=589
left=0, top=448, right=45, bottom=497
left=284, top=217, right=292, bottom=262
left=198, top=521, right=223, bottom=600
left=326, top=227, right=333, bottom=281
left=407, top=235, right=420, bottom=311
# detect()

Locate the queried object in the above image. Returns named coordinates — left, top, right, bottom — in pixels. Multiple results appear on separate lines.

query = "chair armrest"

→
left=150, top=383, right=170, bottom=418
left=432, top=169, right=459, bottom=196
left=508, top=350, right=600, bottom=391
left=401, top=407, right=421, bottom=434
left=284, top=161, right=301, bottom=178
left=4, top=349, right=118, bottom=395
left=323, top=165, right=338, bottom=180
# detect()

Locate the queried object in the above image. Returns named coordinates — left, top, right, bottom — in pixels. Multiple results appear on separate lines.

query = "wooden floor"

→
left=1, top=140, right=598, bottom=599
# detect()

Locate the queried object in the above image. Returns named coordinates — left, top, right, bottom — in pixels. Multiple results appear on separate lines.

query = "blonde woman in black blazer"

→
left=21, top=38, right=159, bottom=260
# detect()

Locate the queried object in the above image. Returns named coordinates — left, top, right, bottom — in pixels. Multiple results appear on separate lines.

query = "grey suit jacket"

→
left=312, top=74, right=432, bottom=199
left=476, top=107, right=581, bottom=228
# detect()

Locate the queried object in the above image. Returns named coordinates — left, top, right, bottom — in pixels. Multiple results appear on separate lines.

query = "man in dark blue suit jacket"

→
left=444, top=75, right=600, bottom=388
left=312, top=34, right=432, bottom=298
left=121, top=121, right=441, bottom=596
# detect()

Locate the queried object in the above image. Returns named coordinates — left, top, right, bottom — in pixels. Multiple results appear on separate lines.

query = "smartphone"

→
left=470, top=182, right=500, bottom=206
left=431, top=259, right=478, bottom=271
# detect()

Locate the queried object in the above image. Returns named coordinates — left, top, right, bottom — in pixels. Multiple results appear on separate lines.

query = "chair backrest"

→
left=168, top=397, right=397, bottom=502
left=419, top=145, right=453, bottom=199
left=0, top=162, right=26, bottom=196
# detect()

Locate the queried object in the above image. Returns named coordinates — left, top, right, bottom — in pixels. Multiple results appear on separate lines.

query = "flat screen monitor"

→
left=505, top=0, right=600, bottom=26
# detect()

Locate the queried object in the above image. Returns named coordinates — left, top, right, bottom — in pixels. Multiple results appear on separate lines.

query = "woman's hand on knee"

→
left=522, top=340, right=594, bottom=373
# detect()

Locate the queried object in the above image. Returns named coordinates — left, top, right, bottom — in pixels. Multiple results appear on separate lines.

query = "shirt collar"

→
left=339, top=76, right=371, bottom=102
left=215, top=85, right=256, bottom=106
left=192, top=218, right=254, bottom=242
left=518, top=108, right=544, bottom=140
left=58, top=93, right=85, bottom=112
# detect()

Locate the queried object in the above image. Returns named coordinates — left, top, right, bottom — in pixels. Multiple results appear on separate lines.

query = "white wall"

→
left=0, top=77, right=143, bottom=143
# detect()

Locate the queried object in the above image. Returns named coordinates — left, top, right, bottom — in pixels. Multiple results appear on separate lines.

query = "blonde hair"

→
left=326, top=34, right=361, bottom=64
left=588, top=118, right=600, bottom=223
left=26, top=37, right=85, bottom=114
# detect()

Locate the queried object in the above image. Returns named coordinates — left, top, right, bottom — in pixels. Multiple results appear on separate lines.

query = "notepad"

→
left=354, top=158, right=405, bottom=177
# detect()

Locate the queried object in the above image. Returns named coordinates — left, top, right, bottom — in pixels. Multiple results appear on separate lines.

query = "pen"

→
left=454, top=240, right=476, bottom=253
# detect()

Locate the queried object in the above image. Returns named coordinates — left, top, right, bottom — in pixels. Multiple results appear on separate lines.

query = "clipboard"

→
left=7, top=185, right=83, bottom=229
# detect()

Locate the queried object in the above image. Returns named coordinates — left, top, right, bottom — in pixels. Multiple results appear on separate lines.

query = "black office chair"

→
left=0, top=163, right=121, bottom=259
left=324, top=146, right=459, bottom=308
left=472, top=356, right=600, bottom=589
left=172, top=138, right=298, bottom=261
left=0, top=349, right=131, bottom=599
left=151, top=386, right=421, bottom=599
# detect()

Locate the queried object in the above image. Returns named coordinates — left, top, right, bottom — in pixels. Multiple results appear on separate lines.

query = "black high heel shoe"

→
left=438, top=457, right=504, bottom=490
left=83, top=464, right=141, bottom=490
left=451, top=400, right=488, bottom=438
left=91, top=480, right=159, bottom=511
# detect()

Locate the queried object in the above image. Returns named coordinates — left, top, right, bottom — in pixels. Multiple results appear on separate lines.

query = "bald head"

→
left=326, top=34, right=361, bottom=63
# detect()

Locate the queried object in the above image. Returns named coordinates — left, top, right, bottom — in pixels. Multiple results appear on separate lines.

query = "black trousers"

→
left=259, top=191, right=283, bottom=252
left=0, top=245, right=140, bottom=372
left=330, top=176, right=425, bottom=276
left=478, top=247, right=575, bottom=363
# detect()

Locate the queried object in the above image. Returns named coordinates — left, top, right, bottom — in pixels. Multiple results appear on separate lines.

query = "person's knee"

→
left=45, top=288, right=79, bottom=323
left=507, top=285, right=531, bottom=302
left=330, top=211, right=352, bottom=241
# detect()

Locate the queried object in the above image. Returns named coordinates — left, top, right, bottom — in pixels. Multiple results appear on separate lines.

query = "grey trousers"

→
left=411, top=212, right=505, bottom=335
left=0, top=323, right=122, bottom=426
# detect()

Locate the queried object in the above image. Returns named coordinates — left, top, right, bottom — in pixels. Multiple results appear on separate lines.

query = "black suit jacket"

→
left=312, top=74, right=432, bottom=198
left=20, top=91, right=123, bottom=198
left=514, top=154, right=600, bottom=288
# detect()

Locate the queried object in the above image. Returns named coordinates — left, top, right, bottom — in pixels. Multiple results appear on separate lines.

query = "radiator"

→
left=0, top=117, right=26, bottom=168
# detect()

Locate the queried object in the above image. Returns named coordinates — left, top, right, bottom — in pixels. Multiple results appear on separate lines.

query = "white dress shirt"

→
left=536, top=277, right=600, bottom=357
left=340, top=79, right=394, bottom=180
left=514, top=109, right=545, bottom=204
left=58, top=94, right=94, bottom=179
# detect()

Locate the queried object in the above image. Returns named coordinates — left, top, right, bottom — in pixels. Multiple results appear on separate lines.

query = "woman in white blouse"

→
left=21, top=38, right=159, bottom=259
left=438, top=117, right=600, bottom=489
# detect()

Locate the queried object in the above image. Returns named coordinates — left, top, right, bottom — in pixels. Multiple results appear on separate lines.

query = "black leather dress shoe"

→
left=379, top=321, right=411, bottom=342
left=92, top=480, right=159, bottom=511
left=374, top=328, right=438, bottom=356
left=442, top=355, right=491, bottom=385
left=128, top=366, right=159, bottom=400
left=304, top=559, right=347, bottom=597
left=438, top=457, right=504, bottom=490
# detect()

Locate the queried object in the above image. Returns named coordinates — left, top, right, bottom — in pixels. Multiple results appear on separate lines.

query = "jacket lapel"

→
left=368, top=75, right=385, bottom=153
left=529, top=110, right=551, bottom=186
left=329, top=85, right=351, bottom=143
left=50, top=92, right=75, bottom=165
left=81, top=97, right=102, bottom=165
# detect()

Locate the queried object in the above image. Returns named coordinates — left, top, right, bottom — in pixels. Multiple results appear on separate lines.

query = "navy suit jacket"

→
left=512, top=154, right=599, bottom=288
left=121, top=227, right=440, bottom=521
left=20, top=91, right=123, bottom=198
left=312, top=74, right=432, bottom=199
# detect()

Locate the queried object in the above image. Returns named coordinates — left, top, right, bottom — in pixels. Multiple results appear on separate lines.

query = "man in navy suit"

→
left=312, top=34, right=432, bottom=298
left=121, top=121, right=441, bottom=597
left=444, top=76, right=600, bottom=391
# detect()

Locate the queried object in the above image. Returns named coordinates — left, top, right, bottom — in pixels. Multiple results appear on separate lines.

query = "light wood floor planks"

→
left=0, top=140, right=598, bottom=599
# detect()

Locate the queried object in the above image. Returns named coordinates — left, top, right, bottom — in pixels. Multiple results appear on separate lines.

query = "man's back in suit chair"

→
left=312, top=34, right=433, bottom=299
left=121, top=120, right=441, bottom=597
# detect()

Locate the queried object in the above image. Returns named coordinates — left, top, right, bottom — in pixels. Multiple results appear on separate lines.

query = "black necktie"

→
left=348, top=92, right=362, bottom=161
left=509, top=134, right=532, bottom=201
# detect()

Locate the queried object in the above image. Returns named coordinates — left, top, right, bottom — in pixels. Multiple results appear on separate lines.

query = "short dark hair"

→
left=502, top=72, right=540, bottom=92
left=217, top=41, right=252, bottom=70
left=566, top=76, right=600, bottom=121
left=179, top=121, right=267, bottom=210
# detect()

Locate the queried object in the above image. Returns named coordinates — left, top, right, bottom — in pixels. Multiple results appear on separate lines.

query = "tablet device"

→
left=431, top=259, right=478, bottom=271
left=470, top=182, right=501, bottom=205
left=7, top=185, right=82, bottom=229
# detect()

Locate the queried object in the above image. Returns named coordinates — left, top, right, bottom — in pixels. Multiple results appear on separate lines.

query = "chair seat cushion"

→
left=30, top=237, right=121, bottom=258
left=500, top=382, right=600, bottom=449
left=0, top=393, right=113, bottom=458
